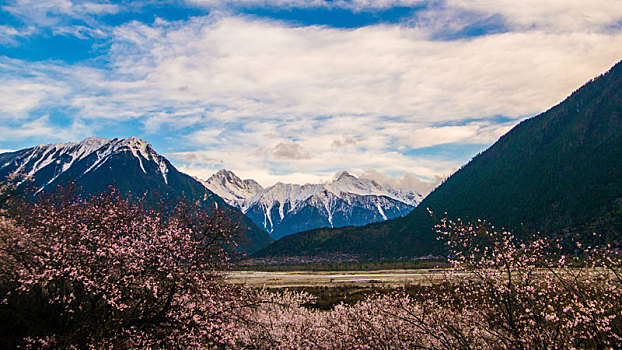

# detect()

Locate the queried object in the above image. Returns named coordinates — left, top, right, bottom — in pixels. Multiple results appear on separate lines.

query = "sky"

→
left=1, top=0, right=622, bottom=188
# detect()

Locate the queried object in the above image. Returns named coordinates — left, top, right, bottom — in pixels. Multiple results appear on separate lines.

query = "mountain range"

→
left=256, top=59, right=622, bottom=259
left=0, top=136, right=428, bottom=250
left=0, top=136, right=273, bottom=252
left=203, top=170, right=424, bottom=240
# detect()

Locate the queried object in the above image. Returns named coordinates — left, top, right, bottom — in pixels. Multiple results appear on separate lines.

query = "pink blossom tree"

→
left=436, top=217, right=622, bottom=348
left=1, top=180, right=620, bottom=349
left=234, top=217, right=622, bottom=349
left=0, top=184, right=247, bottom=349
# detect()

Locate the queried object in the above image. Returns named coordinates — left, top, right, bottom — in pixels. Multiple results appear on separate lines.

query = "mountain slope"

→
left=205, top=170, right=423, bottom=239
left=257, top=59, right=622, bottom=258
left=0, top=137, right=272, bottom=252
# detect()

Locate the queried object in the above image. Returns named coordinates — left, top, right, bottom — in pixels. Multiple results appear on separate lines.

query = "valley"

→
left=1, top=1, right=621, bottom=344
left=225, top=268, right=453, bottom=288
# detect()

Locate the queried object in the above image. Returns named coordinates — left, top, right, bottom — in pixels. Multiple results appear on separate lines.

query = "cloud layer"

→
left=1, top=0, right=622, bottom=187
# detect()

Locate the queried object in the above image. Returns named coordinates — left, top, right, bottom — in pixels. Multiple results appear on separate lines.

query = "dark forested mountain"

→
left=204, top=170, right=422, bottom=240
left=0, top=137, right=272, bottom=252
left=256, top=59, right=622, bottom=259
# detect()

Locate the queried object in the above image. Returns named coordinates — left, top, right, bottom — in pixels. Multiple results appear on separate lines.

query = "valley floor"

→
left=225, top=268, right=457, bottom=288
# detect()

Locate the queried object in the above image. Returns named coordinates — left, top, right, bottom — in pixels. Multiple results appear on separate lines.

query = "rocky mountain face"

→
left=204, top=169, right=424, bottom=240
left=0, top=137, right=272, bottom=252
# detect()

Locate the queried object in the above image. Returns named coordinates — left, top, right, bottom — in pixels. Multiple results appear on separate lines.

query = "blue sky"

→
left=1, top=0, right=622, bottom=187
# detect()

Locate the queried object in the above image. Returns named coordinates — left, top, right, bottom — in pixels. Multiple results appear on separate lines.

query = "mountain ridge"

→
left=204, top=169, right=427, bottom=239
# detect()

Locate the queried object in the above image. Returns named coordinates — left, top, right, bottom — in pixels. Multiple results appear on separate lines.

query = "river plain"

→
left=225, top=269, right=462, bottom=288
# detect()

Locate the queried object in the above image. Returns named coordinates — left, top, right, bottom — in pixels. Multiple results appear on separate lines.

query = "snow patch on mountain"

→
left=376, top=202, right=388, bottom=221
left=325, top=170, right=423, bottom=206
left=251, top=182, right=324, bottom=215
left=13, top=137, right=109, bottom=178
left=1, top=136, right=170, bottom=190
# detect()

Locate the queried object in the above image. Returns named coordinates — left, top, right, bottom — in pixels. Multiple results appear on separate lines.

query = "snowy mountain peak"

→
left=0, top=138, right=274, bottom=252
left=204, top=169, right=264, bottom=210
left=0, top=136, right=171, bottom=189
left=105, top=137, right=168, bottom=184
left=79, top=136, right=109, bottom=149
left=115, top=136, right=157, bottom=159
left=333, top=170, right=353, bottom=181
left=119, top=136, right=149, bottom=149
left=253, top=182, right=323, bottom=210
left=324, top=171, right=424, bottom=206
left=212, top=169, right=240, bottom=182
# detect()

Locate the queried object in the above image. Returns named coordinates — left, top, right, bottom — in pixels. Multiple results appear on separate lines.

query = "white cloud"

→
left=386, top=121, right=516, bottom=149
left=270, top=141, right=311, bottom=160
left=186, top=0, right=622, bottom=38
left=187, top=0, right=421, bottom=11
left=0, top=82, right=58, bottom=117
left=168, top=128, right=471, bottom=187
left=127, top=15, right=619, bottom=184
left=355, top=168, right=442, bottom=195
left=0, top=25, right=37, bottom=45
left=2, top=6, right=622, bottom=185
left=0, top=67, right=70, bottom=119
left=52, top=25, right=108, bottom=39
left=3, top=0, right=119, bottom=26
left=1, top=0, right=118, bottom=42
left=189, top=0, right=622, bottom=34
left=448, top=0, right=622, bottom=32
left=104, top=16, right=622, bottom=123
left=0, top=115, right=93, bottom=143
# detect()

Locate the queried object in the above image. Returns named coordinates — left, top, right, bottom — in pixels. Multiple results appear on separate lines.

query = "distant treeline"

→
left=234, top=259, right=449, bottom=272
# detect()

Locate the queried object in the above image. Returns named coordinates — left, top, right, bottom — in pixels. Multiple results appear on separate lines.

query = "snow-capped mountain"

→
left=203, top=170, right=264, bottom=211
left=326, top=170, right=423, bottom=206
left=0, top=137, right=171, bottom=191
left=0, top=136, right=184, bottom=197
left=0, top=137, right=272, bottom=251
left=204, top=170, right=424, bottom=240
